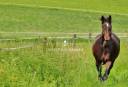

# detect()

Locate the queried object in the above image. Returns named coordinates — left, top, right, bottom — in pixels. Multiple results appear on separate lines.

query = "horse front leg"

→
left=102, top=61, right=113, bottom=81
left=96, top=60, right=102, bottom=80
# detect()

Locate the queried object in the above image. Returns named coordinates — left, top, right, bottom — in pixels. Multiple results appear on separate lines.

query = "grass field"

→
left=0, top=0, right=128, bottom=87
left=0, top=0, right=128, bottom=32
left=0, top=39, right=128, bottom=87
left=0, top=0, right=128, bottom=14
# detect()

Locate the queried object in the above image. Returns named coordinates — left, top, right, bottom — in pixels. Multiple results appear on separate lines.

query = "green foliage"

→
left=0, top=39, right=128, bottom=87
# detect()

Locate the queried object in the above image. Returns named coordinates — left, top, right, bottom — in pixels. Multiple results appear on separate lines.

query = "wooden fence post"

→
left=43, top=37, right=48, bottom=52
left=51, top=39, right=56, bottom=48
left=73, top=34, right=77, bottom=48
left=89, top=32, right=92, bottom=42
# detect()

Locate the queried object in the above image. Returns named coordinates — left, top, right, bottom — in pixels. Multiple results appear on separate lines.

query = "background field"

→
left=0, top=0, right=128, bottom=87
left=0, top=0, right=128, bottom=32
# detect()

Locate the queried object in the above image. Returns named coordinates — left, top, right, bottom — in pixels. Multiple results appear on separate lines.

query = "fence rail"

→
left=0, top=32, right=127, bottom=51
left=0, top=32, right=128, bottom=41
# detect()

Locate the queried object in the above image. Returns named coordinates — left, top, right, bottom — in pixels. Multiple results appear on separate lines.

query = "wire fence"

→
left=0, top=32, right=128, bottom=41
left=0, top=32, right=127, bottom=51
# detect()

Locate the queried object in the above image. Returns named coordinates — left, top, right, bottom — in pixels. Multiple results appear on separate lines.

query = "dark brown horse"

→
left=92, top=15, right=120, bottom=81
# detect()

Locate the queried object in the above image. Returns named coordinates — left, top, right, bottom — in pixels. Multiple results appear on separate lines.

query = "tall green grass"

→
left=0, top=39, right=128, bottom=87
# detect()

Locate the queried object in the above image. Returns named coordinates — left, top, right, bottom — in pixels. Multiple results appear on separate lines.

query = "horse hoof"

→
left=102, top=76, right=108, bottom=81
left=98, top=77, right=103, bottom=81
left=98, top=76, right=108, bottom=81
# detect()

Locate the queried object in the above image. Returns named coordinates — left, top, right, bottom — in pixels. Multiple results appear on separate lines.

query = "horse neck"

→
left=101, top=34, right=112, bottom=48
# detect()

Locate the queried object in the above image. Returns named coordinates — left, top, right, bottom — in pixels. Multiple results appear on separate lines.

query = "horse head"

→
left=101, top=15, right=112, bottom=41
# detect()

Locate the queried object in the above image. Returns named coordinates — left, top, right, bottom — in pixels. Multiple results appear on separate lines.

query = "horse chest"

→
left=101, top=42, right=115, bottom=64
left=93, top=36, right=119, bottom=62
left=101, top=48, right=110, bottom=63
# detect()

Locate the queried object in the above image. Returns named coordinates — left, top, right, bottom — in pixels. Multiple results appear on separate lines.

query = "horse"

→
left=92, top=15, right=120, bottom=81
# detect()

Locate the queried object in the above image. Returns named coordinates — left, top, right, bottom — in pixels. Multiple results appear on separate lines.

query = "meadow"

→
left=0, top=0, right=128, bottom=32
left=0, top=39, right=128, bottom=87
left=0, top=0, right=128, bottom=87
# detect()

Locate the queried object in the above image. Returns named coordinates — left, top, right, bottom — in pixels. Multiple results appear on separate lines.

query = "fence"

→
left=0, top=32, right=127, bottom=51
left=0, top=32, right=128, bottom=41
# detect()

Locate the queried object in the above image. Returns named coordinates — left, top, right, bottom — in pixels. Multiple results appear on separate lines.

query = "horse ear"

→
left=109, top=15, right=112, bottom=23
left=100, top=16, right=104, bottom=21
left=100, top=16, right=104, bottom=24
